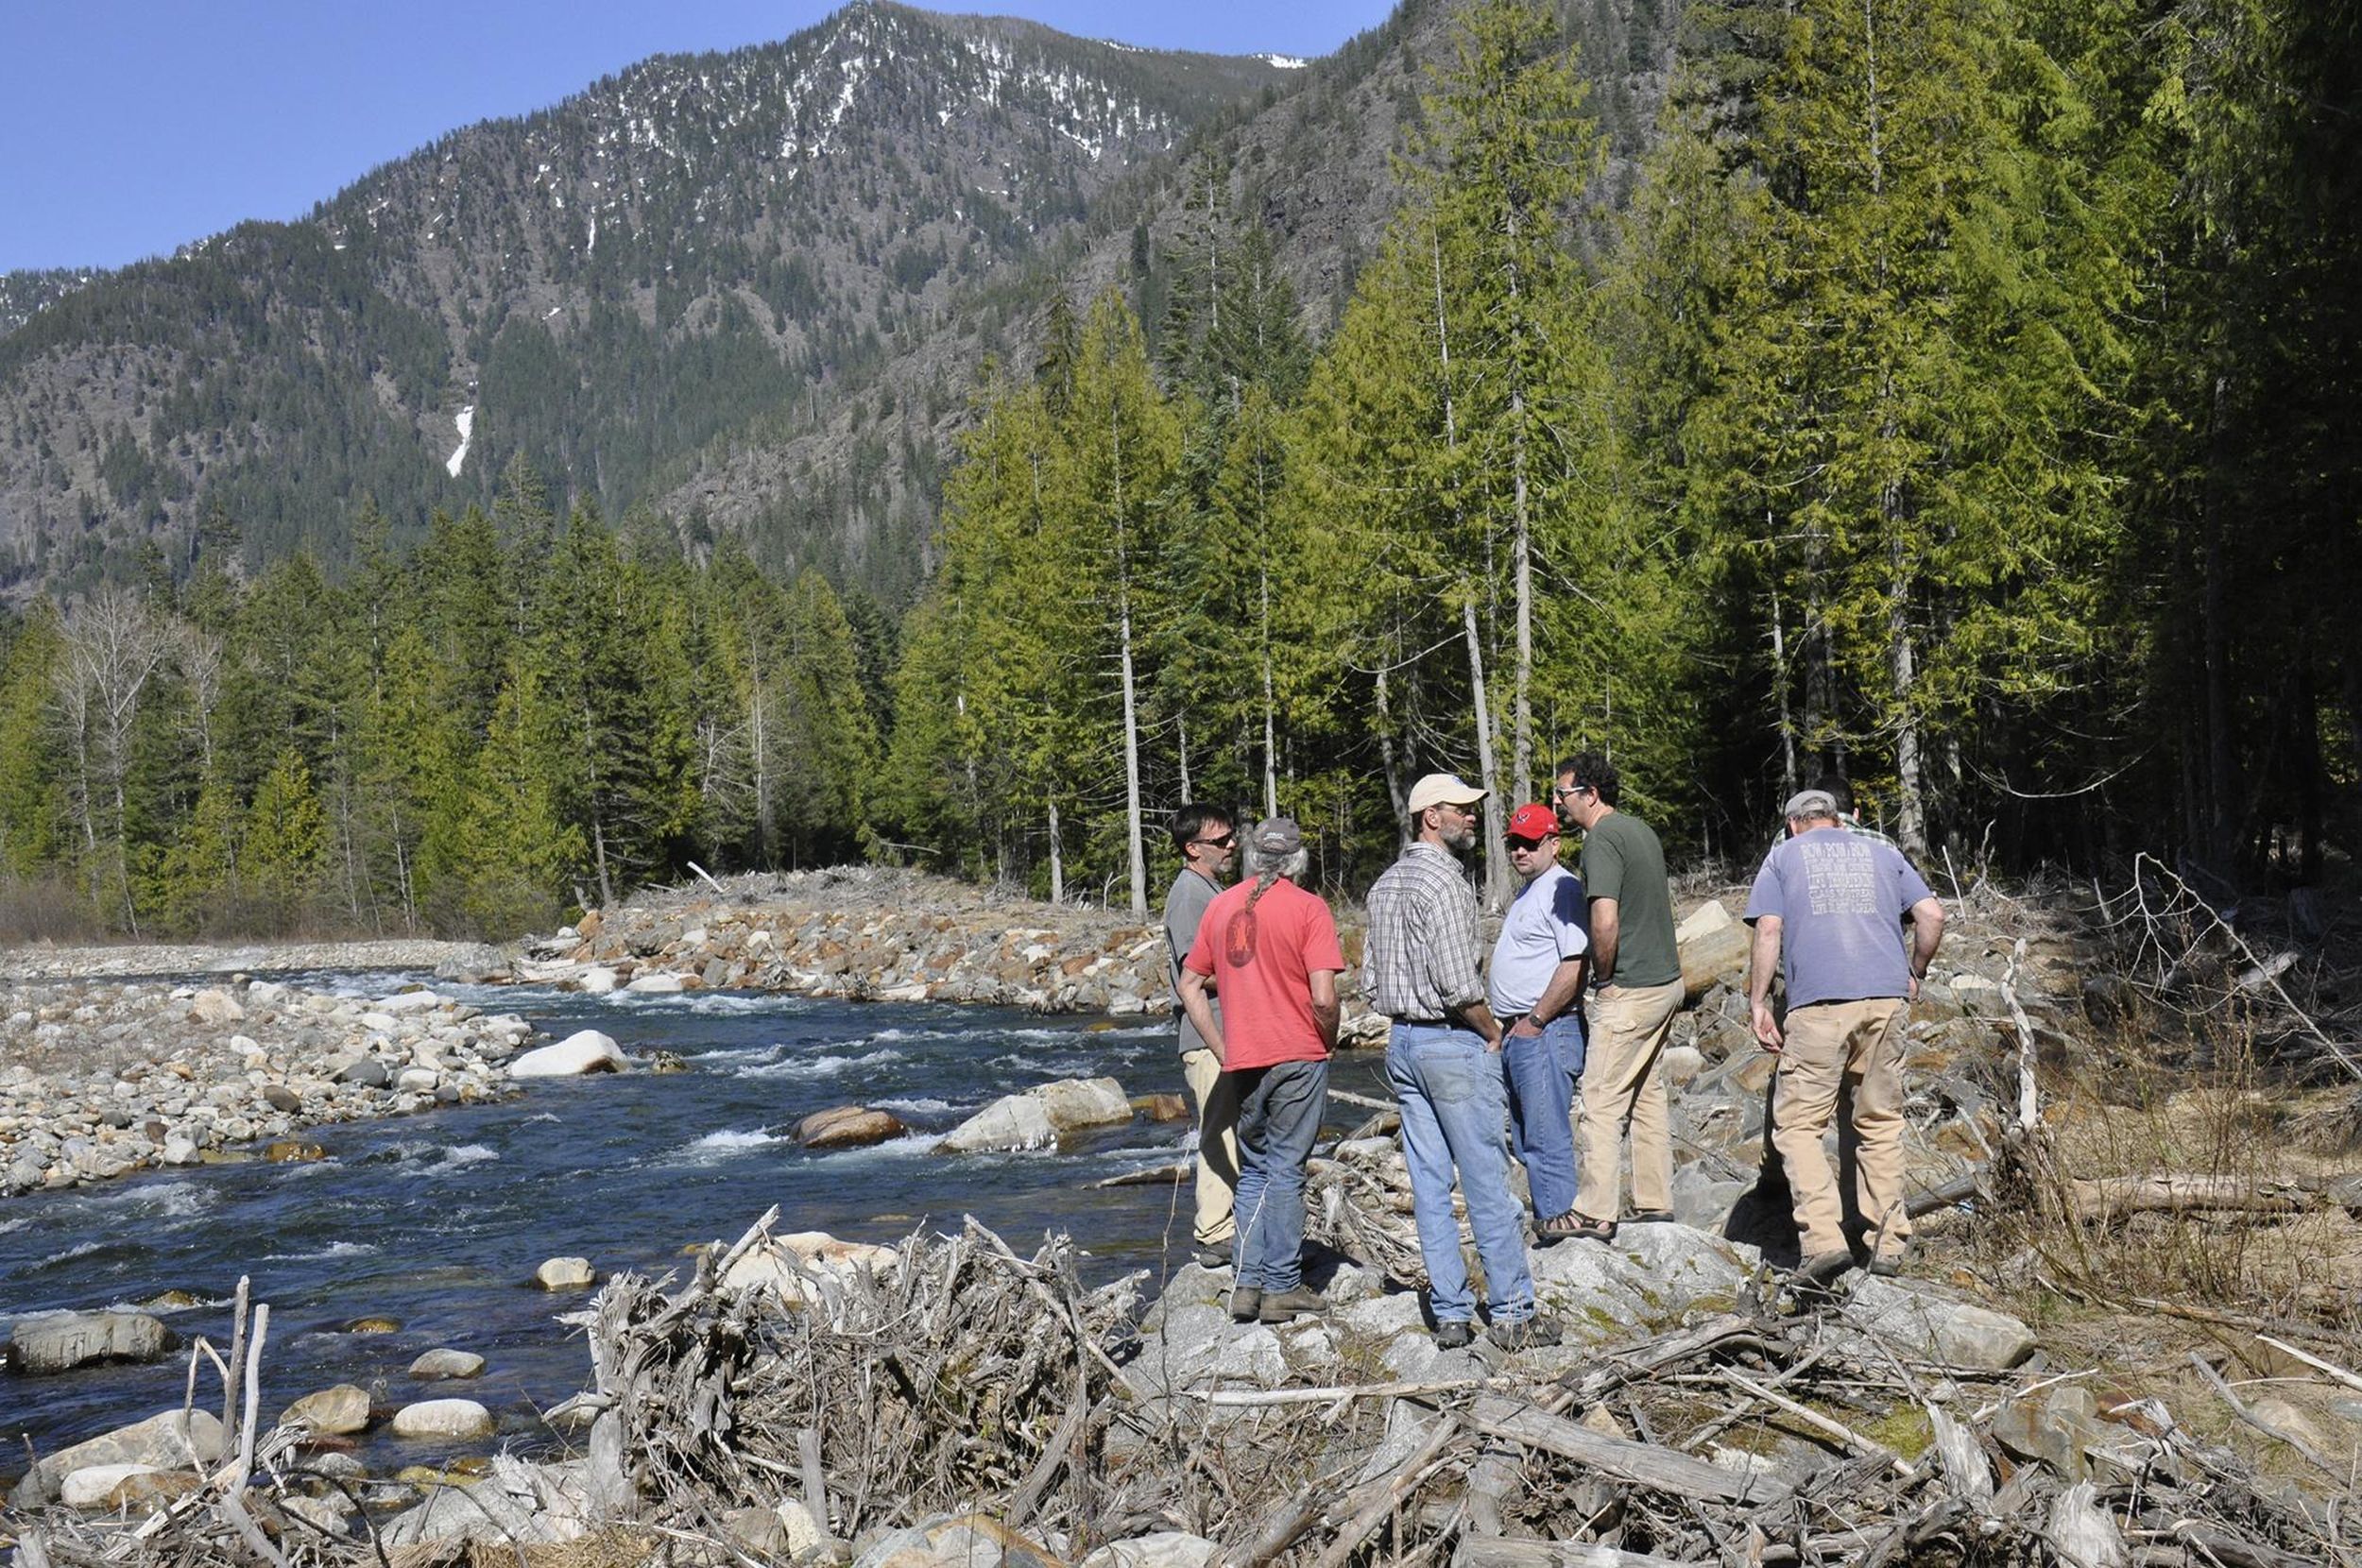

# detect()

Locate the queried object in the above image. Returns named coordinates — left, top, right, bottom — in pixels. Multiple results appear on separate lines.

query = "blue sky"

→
left=2, top=0, right=1397, bottom=274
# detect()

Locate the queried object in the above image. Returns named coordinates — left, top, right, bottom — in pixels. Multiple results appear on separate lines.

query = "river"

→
left=0, top=974, right=1384, bottom=1476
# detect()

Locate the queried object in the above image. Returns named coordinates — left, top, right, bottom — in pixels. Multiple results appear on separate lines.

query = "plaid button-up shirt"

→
left=1361, top=843, right=1487, bottom=1019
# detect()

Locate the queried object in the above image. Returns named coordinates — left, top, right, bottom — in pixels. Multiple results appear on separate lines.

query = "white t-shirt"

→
left=1487, top=863, right=1590, bottom=1016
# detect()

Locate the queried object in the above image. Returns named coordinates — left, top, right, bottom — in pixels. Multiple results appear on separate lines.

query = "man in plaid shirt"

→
left=1363, top=772, right=1559, bottom=1353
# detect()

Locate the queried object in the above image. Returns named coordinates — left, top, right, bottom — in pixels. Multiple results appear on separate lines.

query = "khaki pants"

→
left=1182, top=1047, right=1241, bottom=1247
left=1573, top=978, right=1686, bottom=1224
left=1772, top=998, right=1909, bottom=1260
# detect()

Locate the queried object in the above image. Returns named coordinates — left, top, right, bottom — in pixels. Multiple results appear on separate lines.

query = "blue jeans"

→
left=1230, top=1058, right=1328, bottom=1292
left=1500, top=1014, right=1586, bottom=1221
left=1385, top=1025, right=1537, bottom=1325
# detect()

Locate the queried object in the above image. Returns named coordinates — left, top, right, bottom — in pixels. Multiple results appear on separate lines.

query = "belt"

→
left=1386, top=1014, right=1481, bottom=1031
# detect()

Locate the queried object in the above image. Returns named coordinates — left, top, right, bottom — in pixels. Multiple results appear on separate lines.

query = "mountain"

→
left=0, top=0, right=1678, bottom=604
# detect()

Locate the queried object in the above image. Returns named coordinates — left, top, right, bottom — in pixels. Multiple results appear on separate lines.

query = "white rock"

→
left=1033, top=1075, right=1132, bottom=1131
left=625, top=973, right=685, bottom=995
left=409, top=1348, right=488, bottom=1380
left=938, top=1093, right=1057, bottom=1152
left=189, top=989, right=244, bottom=1025
left=375, top=991, right=446, bottom=1014
left=396, top=1068, right=440, bottom=1094
left=60, top=1463, right=166, bottom=1509
left=1083, top=1534, right=1222, bottom=1568
left=360, top=1012, right=402, bottom=1032
left=722, top=1232, right=899, bottom=1301
left=508, top=1030, right=625, bottom=1078
left=534, top=1255, right=597, bottom=1289
left=1678, top=899, right=1736, bottom=940
left=390, top=1398, right=496, bottom=1440
left=19, top=1410, right=221, bottom=1504
left=578, top=967, right=620, bottom=996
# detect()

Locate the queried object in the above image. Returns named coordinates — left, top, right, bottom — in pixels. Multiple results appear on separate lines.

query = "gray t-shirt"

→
left=1163, top=868, right=1223, bottom=1055
left=1743, top=829, right=1936, bottom=1007
left=1487, top=863, right=1590, bottom=1016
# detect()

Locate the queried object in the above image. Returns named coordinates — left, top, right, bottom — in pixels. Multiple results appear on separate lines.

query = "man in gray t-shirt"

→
left=1744, top=789, right=1946, bottom=1283
left=1163, top=804, right=1240, bottom=1267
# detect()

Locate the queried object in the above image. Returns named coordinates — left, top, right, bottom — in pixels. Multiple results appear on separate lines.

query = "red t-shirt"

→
left=1182, top=878, right=1344, bottom=1069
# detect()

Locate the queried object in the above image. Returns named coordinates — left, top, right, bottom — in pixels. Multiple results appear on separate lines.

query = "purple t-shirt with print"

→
left=1743, top=828, right=1935, bottom=1007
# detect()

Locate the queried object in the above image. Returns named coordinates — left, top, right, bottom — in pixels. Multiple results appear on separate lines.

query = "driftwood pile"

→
left=14, top=1192, right=2359, bottom=1568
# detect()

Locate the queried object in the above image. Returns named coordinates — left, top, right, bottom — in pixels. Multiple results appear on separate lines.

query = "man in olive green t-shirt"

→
left=1552, top=751, right=1685, bottom=1240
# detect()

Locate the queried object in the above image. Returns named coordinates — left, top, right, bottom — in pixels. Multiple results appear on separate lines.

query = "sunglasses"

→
left=1190, top=832, right=1237, bottom=849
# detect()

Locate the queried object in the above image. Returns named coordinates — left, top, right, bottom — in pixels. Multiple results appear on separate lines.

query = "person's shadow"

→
left=1723, top=1069, right=1870, bottom=1269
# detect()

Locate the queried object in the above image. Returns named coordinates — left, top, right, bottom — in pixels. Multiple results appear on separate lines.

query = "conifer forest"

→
left=0, top=0, right=2352, bottom=937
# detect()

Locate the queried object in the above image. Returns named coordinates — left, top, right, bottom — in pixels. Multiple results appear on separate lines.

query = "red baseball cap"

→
left=1505, top=803, right=1559, bottom=842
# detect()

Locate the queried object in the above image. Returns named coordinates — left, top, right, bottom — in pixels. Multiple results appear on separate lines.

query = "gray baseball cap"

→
left=1782, top=788, right=1840, bottom=819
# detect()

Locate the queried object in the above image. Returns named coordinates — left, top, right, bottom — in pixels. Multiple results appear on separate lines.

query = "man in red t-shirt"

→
left=1179, top=817, right=1344, bottom=1326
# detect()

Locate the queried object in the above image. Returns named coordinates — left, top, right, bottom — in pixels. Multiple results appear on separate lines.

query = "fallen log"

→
left=2066, top=1174, right=2313, bottom=1223
left=1470, top=1394, right=1796, bottom=1506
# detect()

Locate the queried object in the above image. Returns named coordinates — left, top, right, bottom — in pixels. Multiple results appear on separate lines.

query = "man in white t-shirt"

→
left=1487, top=802, right=1591, bottom=1240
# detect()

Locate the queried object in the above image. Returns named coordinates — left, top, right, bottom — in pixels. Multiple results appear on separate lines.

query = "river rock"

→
left=938, top=1093, right=1057, bottom=1152
left=7, top=1309, right=176, bottom=1373
left=722, top=1231, right=900, bottom=1301
left=390, top=1398, right=497, bottom=1440
left=410, top=1348, right=488, bottom=1380
left=1036, top=1076, right=1132, bottom=1131
left=1680, top=921, right=1753, bottom=1005
left=798, top=1105, right=907, bottom=1149
left=1135, top=1092, right=1189, bottom=1122
left=189, top=987, right=245, bottom=1025
left=852, top=1512, right=1066, bottom=1568
left=535, top=1255, right=598, bottom=1289
left=1679, top=899, right=1736, bottom=940
left=263, top=1083, right=301, bottom=1112
left=579, top=966, right=620, bottom=996
left=284, top=1384, right=373, bottom=1436
left=262, top=1139, right=326, bottom=1163
left=508, top=1030, right=626, bottom=1078
left=11, top=1409, right=223, bottom=1506
left=61, top=1463, right=167, bottom=1510
left=1838, top=1276, right=2035, bottom=1371
left=625, top=972, right=685, bottom=995
left=1082, top=1533, right=1222, bottom=1568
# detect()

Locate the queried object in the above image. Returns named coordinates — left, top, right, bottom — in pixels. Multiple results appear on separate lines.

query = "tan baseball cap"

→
left=1406, top=772, right=1486, bottom=814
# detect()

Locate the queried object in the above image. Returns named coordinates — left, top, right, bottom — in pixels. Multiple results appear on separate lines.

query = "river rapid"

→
left=0, top=974, right=1382, bottom=1474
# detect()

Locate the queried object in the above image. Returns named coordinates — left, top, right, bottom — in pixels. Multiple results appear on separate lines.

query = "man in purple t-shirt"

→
left=1744, top=789, right=1946, bottom=1283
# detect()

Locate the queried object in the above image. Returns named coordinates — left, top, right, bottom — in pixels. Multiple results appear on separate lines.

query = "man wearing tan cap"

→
left=1745, top=788, right=1946, bottom=1282
left=1364, top=773, right=1558, bottom=1352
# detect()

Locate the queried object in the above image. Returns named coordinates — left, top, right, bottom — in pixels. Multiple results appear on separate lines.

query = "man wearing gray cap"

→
left=1179, top=818, right=1344, bottom=1324
left=1364, top=773, right=1558, bottom=1352
left=1745, top=788, right=1947, bottom=1282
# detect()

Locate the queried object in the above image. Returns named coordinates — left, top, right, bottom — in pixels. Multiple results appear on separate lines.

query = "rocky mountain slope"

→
left=0, top=0, right=1678, bottom=603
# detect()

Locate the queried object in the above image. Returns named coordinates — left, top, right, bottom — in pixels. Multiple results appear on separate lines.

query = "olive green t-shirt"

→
left=1578, top=810, right=1681, bottom=988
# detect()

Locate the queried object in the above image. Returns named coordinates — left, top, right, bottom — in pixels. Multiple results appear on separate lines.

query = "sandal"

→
left=1534, top=1210, right=1583, bottom=1243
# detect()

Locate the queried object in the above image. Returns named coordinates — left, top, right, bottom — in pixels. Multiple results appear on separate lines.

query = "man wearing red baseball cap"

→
left=1488, top=804, right=1591, bottom=1239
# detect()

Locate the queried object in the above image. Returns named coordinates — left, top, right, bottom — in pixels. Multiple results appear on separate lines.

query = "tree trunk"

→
left=1260, top=564, right=1278, bottom=821
left=1046, top=797, right=1065, bottom=906
left=1463, top=595, right=1508, bottom=910
left=1888, top=522, right=1928, bottom=858
left=1111, top=404, right=1148, bottom=920
left=1376, top=659, right=1408, bottom=846
left=1770, top=573, right=1797, bottom=804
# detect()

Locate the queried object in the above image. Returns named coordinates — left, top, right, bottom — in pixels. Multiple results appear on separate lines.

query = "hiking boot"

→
left=1867, top=1251, right=1907, bottom=1278
left=1433, top=1321, right=1475, bottom=1350
left=1486, top=1314, right=1564, bottom=1353
left=1796, top=1250, right=1855, bottom=1286
left=1228, top=1286, right=1262, bottom=1322
left=1258, top=1286, right=1327, bottom=1323
left=1194, top=1238, right=1234, bottom=1270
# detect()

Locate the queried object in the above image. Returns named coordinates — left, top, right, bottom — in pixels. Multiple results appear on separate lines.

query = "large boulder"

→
left=10, top=1409, right=222, bottom=1507
left=853, top=1513, right=1068, bottom=1568
left=1679, top=904, right=1754, bottom=1004
left=578, top=966, right=620, bottom=996
left=508, top=1030, right=626, bottom=1079
left=7, top=1310, right=176, bottom=1373
left=1034, top=1076, right=1132, bottom=1132
left=798, top=1105, right=908, bottom=1150
left=722, top=1231, right=900, bottom=1303
left=283, top=1384, right=372, bottom=1436
left=625, top=972, right=686, bottom=995
left=60, top=1464, right=176, bottom=1510
left=1836, top=1277, right=2036, bottom=1371
left=534, top=1256, right=598, bottom=1290
left=189, top=988, right=245, bottom=1025
left=390, top=1398, right=497, bottom=1440
left=409, top=1348, right=488, bottom=1381
left=939, top=1094, right=1057, bottom=1153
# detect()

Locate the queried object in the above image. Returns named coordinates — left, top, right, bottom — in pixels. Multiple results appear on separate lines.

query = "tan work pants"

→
left=1572, top=978, right=1686, bottom=1224
left=1772, top=997, right=1910, bottom=1260
left=1182, top=1046, right=1241, bottom=1247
